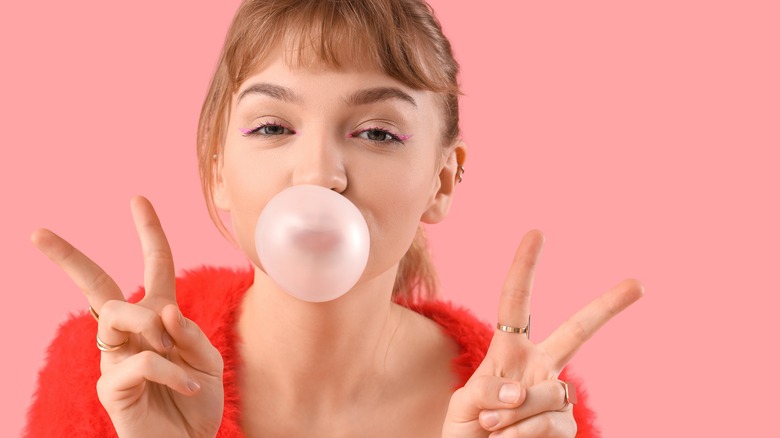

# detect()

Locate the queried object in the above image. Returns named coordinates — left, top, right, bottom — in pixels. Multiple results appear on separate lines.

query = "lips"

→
left=255, top=184, right=370, bottom=302
left=290, top=227, right=341, bottom=252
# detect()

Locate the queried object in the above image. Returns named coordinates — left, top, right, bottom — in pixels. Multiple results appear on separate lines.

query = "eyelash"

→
left=348, top=127, right=408, bottom=145
left=240, top=123, right=408, bottom=145
left=241, top=122, right=295, bottom=137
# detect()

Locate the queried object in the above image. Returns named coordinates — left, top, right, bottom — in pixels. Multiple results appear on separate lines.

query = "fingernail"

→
left=491, top=433, right=503, bottom=438
left=499, top=383, right=521, bottom=403
left=178, top=310, right=187, bottom=328
left=161, top=332, right=173, bottom=350
left=480, top=410, right=500, bottom=428
left=187, top=377, right=200, bottom=392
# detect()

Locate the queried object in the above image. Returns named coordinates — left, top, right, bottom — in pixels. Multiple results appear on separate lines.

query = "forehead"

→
left=237, top=38, right=384, bottom=84
left=228, top=19, right=449, bottom=93
left=233, top=50, right=435, bottom=110
left=232, top=28, right=390, bottom=91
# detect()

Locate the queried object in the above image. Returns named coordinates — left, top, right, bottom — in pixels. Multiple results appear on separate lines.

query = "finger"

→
left=130, top=196, right=176, bottom=307
left=97, top=350, right=201, bottom=406
left=497, top=230, right=544, bottom=330
left=488, top=409, right=576, bottom=438
left=97, top=300, right=173, bottom=364
left=448, top=375, right=526, bottom=424
left=541, top=278, right=644, bottom=369
left=480, top=379, right=575, bottom=433
left=160, top=304, right=223, bottom=376
left=30, top=228, right=125, bottom=312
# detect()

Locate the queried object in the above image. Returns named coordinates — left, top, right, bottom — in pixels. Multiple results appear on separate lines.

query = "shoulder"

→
left=400, top=300, right=493, bottom=387
left=123, top=265, right=253, bottom=339
left=170, top=265, right=253, bottom=330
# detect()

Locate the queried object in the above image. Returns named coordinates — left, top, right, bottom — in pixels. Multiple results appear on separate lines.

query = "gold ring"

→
left=557, top=379, right=578, bottom=410
left=96, top=334, right=129, bottom=352
left=88, top=306, right=99, bottom=321
left=496, top=314, right=531, bottom=339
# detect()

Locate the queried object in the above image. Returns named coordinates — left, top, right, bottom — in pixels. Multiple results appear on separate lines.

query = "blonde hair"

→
left=197, top=0, right=461, bottom=300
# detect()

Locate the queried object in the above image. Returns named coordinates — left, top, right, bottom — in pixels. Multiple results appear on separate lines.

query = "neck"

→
left=237, top=265, right=406, bottom=407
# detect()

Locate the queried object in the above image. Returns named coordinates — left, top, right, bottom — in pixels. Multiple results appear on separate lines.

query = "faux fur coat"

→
left=25, top=266, right=599, bottom=437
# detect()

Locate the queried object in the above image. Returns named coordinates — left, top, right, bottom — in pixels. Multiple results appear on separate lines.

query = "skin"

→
left=442, top=231, right=644, bottom=437
left=217, top=54, right=464, bottom=436
left=30, top=53, right=644, bottom=437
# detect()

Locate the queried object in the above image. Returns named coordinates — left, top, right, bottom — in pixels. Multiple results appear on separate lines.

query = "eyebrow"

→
left=345, top=87, right=417, bottom=108
left=236, top=83, right=416, bottom=108
left=236, top=83, right=304, bottom=105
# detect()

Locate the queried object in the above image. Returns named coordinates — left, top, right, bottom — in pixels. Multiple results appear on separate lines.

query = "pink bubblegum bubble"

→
left=255, top=185, right=370, bottom=302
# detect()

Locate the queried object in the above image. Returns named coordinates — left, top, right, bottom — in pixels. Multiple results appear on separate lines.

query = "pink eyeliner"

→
left=346, top=130, right=412, bottom=142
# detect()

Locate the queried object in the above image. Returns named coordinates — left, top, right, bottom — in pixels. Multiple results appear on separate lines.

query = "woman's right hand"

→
left=31, top=196, right=224, bottom=438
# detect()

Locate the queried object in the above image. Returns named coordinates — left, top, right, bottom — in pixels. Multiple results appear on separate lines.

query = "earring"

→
left=456, top=164, right=465, bottom=183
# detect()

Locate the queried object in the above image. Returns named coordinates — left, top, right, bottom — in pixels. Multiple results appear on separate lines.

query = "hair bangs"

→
left=224, top=0, right=455, bottom=94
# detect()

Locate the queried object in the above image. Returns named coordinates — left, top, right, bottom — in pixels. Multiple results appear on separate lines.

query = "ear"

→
left=421, top=142, right=467, bottom=224
left=212, top=154, right=231, bottom=212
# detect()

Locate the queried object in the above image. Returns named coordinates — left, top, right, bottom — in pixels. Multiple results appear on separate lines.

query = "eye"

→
left=241, top=122, right=295, bottom=137
left=349, top=127, right=408, bottom=144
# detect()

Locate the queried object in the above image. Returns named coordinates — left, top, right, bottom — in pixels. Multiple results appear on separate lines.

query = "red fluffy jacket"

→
left=25, top=266, right=599, bottom=437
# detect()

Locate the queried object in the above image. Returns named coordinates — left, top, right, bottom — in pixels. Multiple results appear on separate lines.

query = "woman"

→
left=26, top=0, right=642, bottom=436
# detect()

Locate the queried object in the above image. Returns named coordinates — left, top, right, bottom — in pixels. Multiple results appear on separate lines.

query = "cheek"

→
left=222, top=155, right=289, bottom=266
left=350, top=159, right=437, bottom=276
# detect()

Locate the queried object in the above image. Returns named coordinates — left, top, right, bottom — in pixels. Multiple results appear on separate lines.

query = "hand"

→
left=32, top=196, right=224, bottom=438
left=442, top=230, right=643, bottom=437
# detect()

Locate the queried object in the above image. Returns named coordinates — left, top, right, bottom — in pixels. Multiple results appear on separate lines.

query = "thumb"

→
left=448, top=375, right=526, bottom=422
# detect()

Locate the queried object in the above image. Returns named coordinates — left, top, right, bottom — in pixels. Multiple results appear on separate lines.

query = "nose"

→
left=291, top=134, right=348, bottom=193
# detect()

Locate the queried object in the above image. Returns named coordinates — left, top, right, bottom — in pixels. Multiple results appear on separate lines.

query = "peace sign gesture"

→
left=442, top=230, right=644, bottom=437
left=31, top=197, right=224, bottom=437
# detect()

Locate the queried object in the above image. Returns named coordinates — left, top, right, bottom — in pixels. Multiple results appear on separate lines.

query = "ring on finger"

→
left=88, top=306, right=100, bottom=321
left=96, top=334, right=129, bottom=352
left=556, top=379, right=577, bottom=411
left=496, top=314, right=531, bottom=339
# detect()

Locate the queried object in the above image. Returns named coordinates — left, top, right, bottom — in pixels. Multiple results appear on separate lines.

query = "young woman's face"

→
left=214, top=52, right=458, bottom=286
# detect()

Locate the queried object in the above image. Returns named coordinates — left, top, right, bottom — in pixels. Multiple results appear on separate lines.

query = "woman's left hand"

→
left=442, top=230, right=644, bottom=437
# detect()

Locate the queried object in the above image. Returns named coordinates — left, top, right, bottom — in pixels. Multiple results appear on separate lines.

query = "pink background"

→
left=2, top=0, right=778, bottom=436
